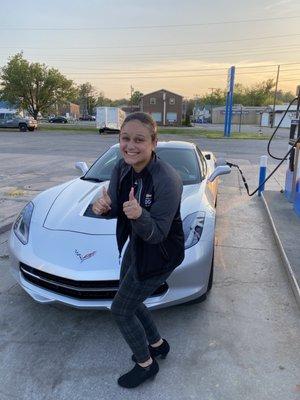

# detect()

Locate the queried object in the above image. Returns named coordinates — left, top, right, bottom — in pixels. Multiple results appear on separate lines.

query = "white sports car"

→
left=9, top=141, right=230, bottom=309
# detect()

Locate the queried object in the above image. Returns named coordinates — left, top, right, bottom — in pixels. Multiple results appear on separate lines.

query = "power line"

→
left=69, top=72, right=300, bottom=80
left=0, top=33, right=299, bottom=49
left=9, top=46, right=299, bottom=64
left=65, top=69, right=300, bottom=77
left=0, top=15, right=299, bottom=30
left=53, top=63, right=300, bottom=74
left=4, top=42, right=299, bottom=58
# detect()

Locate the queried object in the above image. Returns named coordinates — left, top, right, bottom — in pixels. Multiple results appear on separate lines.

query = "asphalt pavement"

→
left=0, top=130, right=299, bottom=400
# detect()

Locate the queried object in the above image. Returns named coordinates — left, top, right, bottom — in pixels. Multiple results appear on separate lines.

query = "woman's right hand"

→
left=92, top=186, right=112, bottom=215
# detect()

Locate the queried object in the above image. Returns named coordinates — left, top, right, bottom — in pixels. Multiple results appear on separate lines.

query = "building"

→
left=261, top=104, right=298, bottom=128
left=192, top=106, right=210, bottom=123
left=58, top=102, right=80, bottom=120
left=140, top=89, right=183, bottom=126
left=212, top=105, right=265, bottom=125
left=121, top=105, right=140, bottom=115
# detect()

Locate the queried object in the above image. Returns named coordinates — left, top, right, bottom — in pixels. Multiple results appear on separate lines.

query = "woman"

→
left=92, top=112, right=184, bottom=388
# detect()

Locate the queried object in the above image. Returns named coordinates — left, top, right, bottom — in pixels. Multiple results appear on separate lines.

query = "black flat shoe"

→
left=131, top=339, right=170, bottom=363
left=117, top=359, right=159, bottom=388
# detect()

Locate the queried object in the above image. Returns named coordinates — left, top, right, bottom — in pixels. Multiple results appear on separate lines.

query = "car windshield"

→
left=83, top=146, right=201, bottom=185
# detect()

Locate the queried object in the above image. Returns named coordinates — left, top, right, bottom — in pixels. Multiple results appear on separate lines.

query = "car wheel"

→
left=207, top=248, right=214, bottom=292
left=19, top=124, right=27, bottom=132
left=28, top=127, right=35, bottom=132
left=184, top=247, right=214, bottom=305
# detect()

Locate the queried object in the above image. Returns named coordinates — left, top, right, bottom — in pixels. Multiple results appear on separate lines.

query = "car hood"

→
left=43, top=178, right=207, bottom=234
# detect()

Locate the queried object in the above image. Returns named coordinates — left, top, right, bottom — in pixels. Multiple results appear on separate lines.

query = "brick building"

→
left=58, top=102, right=80, bottom=119
left=140, top=89, right=183, bottom=126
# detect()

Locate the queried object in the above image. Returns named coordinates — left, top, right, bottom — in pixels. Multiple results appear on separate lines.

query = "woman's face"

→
left=119, top=120, right=157, bottom=172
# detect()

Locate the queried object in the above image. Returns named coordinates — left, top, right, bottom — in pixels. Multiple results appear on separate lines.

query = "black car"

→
left=79, top=115, right=95, bottom=121
left=49, top=116, right=68, bottom=124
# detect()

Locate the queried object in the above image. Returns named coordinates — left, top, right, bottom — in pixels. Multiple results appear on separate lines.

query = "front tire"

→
left=28, top=127, right=35, bottom=132
left=19, top=124, right=27, bottom=132
left=184, top=247, right=214, bottom=305
left=207, top=248, right=214, bottom=292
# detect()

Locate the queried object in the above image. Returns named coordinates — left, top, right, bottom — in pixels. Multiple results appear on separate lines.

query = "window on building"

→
left=150, top=98, right=156, bottom=105
left=169, top=98, right=175, bottom=105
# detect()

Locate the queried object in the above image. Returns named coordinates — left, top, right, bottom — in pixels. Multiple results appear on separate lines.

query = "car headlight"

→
left=13, top=202, right=34, bottom=244
left=182, top=211, right=205, bottom=249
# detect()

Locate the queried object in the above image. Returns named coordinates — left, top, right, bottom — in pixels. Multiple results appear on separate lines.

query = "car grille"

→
left=19, top=262, right=169, bottom=300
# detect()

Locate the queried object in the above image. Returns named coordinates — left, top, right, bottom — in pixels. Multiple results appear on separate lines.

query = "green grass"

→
left=158, top=128, right=270, bottom=140
left=38, top=124, right=96, bottom=132
left=37, top=124, right=270, bottom=139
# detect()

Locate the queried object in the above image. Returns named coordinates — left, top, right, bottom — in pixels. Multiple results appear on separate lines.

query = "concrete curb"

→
left=261, top=193, right=300, bottom=308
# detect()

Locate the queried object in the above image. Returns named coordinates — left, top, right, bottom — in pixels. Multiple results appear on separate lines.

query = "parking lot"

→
left=0, top=130, right=299, bottom=400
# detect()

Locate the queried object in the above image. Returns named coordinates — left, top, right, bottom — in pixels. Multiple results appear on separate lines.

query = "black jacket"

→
left=105, top=153, right=184, bottom=280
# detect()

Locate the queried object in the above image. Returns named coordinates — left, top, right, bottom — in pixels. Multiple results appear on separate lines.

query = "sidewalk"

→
left=262, top=190, right=300, bottom=307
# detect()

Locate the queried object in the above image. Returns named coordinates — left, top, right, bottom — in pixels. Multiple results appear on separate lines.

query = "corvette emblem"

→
left=75, top=249, right=96, bottom=263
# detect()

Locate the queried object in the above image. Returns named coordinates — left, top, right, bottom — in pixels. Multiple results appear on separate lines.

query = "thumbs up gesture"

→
left=123, top=187, right=142, bottom=220
left=92, top=186, right=112, bottom=215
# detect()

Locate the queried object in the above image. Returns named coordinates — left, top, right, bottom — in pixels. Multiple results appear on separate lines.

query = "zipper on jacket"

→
left=137, top=179, right=143, bottom=204
left=160, top=243, right=170, bottom=260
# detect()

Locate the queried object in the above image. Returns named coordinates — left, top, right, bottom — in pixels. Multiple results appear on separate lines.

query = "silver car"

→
left=0, top=112, right=37, bottom=131
left=9, top=141, right=230, bottom=309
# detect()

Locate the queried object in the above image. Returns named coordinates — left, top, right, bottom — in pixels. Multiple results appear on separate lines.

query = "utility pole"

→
left=271, top=65, right=280, bottom=128
left=130, top=85, right=134, bottom=106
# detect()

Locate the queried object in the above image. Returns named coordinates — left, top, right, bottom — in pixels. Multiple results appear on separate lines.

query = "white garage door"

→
left=151, top=112, right=162, bottom=122
left=167, top=112, right=177, bottom=122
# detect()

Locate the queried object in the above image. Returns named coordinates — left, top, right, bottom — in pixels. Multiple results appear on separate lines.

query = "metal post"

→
left=238, top=105, right=242, bottom=133
left=258, top=155, right=268, bottom=196
left=228, top=67, right=235, bottom=136
left=224, top=66, right=235, bottom=137
left=163, top=91, right=166, bottom=126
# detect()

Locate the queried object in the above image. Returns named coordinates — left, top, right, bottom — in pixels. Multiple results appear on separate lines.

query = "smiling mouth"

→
left=125, top=151, right=139, bottom=156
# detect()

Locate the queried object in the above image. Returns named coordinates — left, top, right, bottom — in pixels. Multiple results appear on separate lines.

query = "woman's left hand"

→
left=123, top=187, right=142, bottom=220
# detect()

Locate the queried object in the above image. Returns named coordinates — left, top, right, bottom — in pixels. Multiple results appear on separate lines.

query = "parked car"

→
left=0, top=112, right=37, bottom=132
left=79, top=115, right=96, bottom=121
left=49, top=116, right=68, bottom=124
left=9, top=141, right=231, bottom=310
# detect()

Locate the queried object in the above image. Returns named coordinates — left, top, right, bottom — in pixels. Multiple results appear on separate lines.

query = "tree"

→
left=0, top=53, right=76, bottom=119
left=275, top=89, right=294, bottom=104
left=130, top=90, right=143, bottom=105
left=241, top=79, right=275, bottom=106
left=77, top=82, right=98, bottom=115
left=200, top=89, right=226, bottom=106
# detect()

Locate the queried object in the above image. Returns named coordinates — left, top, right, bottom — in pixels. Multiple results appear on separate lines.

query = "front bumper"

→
left=9, top=228, right=214, bottom=310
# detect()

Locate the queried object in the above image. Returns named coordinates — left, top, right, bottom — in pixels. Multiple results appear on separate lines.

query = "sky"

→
left=0, top=0, right=300, bottom=99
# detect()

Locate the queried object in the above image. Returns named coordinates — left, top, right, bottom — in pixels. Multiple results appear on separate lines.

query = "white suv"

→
left=0, top=112, right=38, bottom=132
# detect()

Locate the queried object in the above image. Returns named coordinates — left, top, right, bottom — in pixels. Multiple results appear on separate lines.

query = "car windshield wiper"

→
left=81, top=177, right=104, bottom=182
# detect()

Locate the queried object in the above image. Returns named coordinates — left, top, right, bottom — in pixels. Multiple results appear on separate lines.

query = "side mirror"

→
left=75, top=161, right=88, bottom=174
left=208, top=165, right=231, bottom=182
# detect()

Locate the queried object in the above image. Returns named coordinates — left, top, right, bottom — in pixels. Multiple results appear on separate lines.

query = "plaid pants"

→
left=111, top=244, right=172, bottom=363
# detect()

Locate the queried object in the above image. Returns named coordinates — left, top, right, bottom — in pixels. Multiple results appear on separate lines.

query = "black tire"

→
left=207, top=249, right=214, bottom=292
left=64, top=120, right=67, bottom=124
left=184, top=247, right=214, bottom=305
left=19, top=124, right=27, bottom=132
left=28, top=127, right=35, bottom=132
left=99, top=129, right=104, bottom=134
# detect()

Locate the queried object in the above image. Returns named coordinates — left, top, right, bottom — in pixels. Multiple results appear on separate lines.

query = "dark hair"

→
left=121, top=112, right=157, bottom=142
